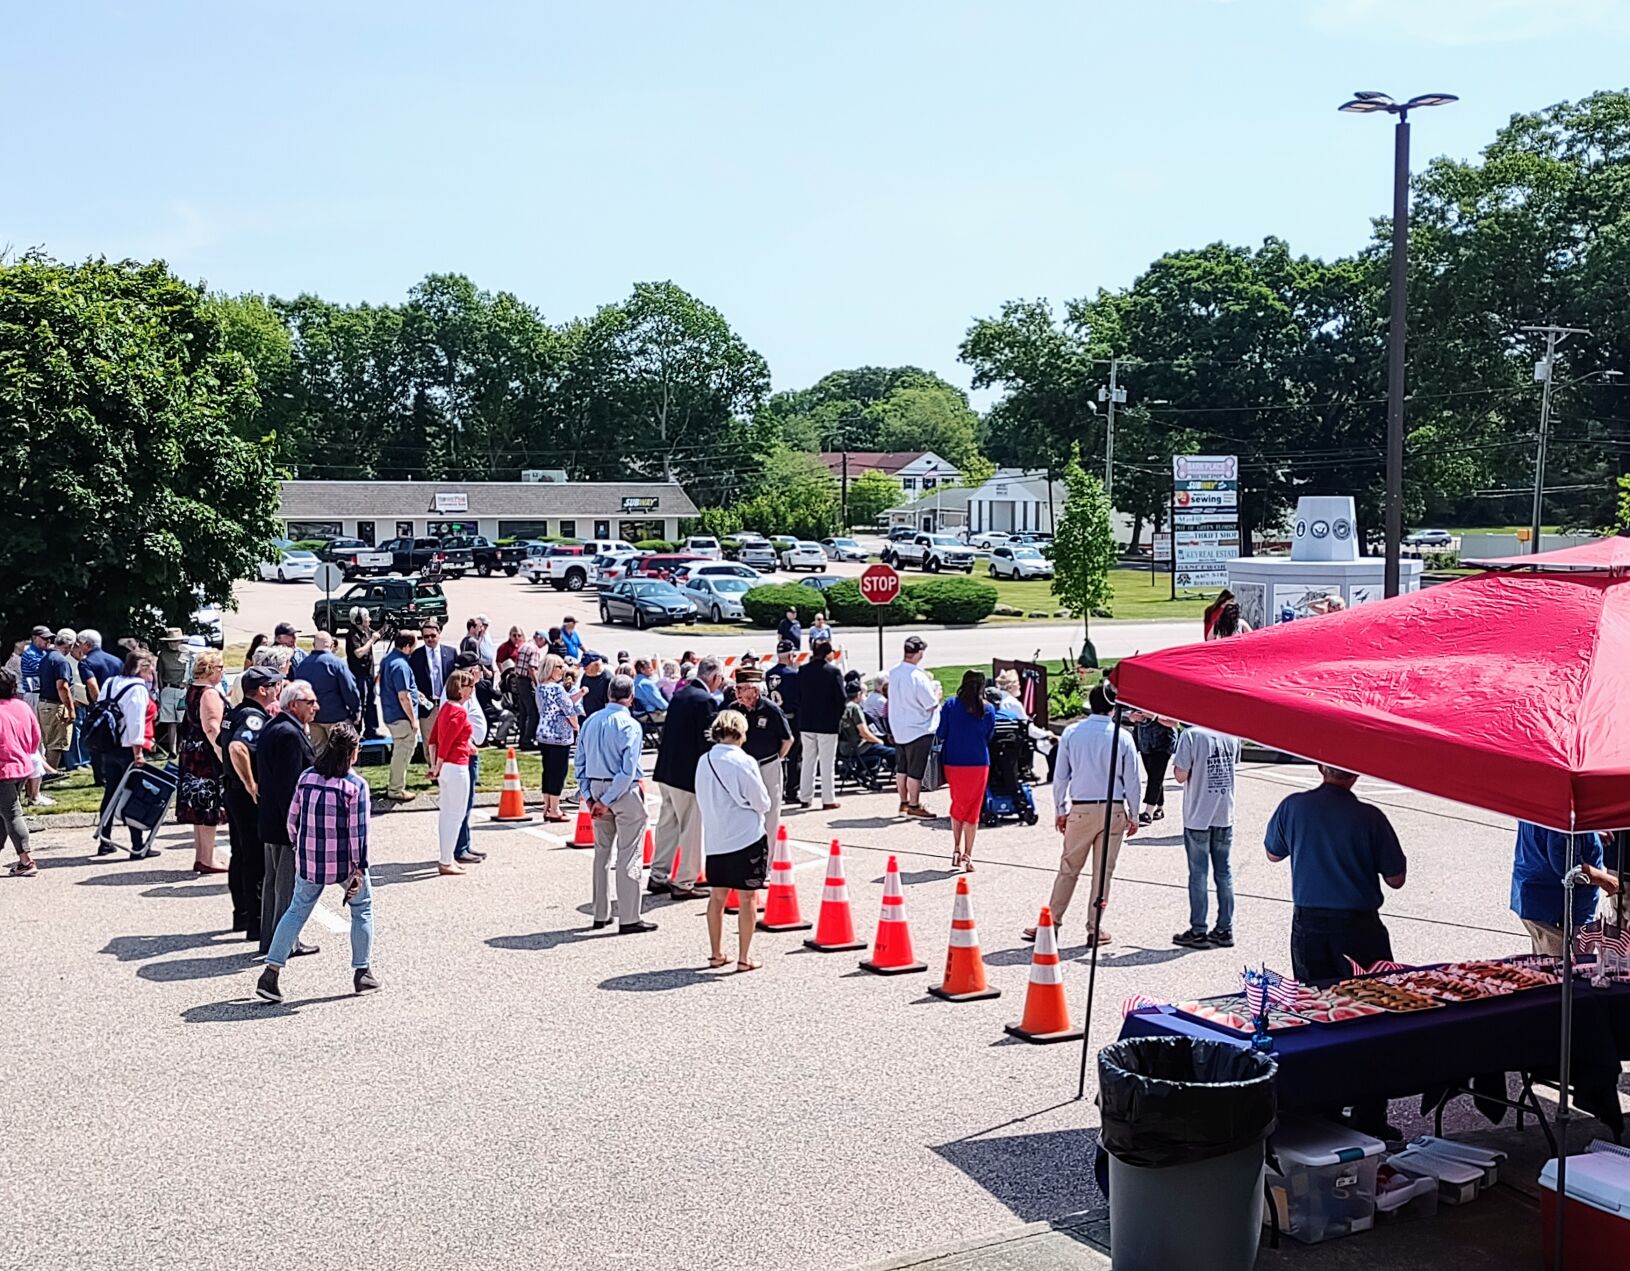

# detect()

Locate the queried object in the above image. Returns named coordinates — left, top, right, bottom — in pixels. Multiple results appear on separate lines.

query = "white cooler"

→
left=1265, top=1118, right=1385, bottom=1243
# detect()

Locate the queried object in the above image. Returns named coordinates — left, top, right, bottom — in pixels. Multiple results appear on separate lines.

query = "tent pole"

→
left=1554, top=822, right=1577, bottom=1271
left=1076, top=708, right=1125, bottom=1100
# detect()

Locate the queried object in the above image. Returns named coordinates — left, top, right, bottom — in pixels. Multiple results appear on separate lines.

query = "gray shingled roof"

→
left=278, top=480, right=699, bottom=518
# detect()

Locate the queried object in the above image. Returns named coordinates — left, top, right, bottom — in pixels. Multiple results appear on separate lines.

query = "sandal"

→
left=735, top=959, right=762, bottom=973
left=706, top=955, right=730, bottom=969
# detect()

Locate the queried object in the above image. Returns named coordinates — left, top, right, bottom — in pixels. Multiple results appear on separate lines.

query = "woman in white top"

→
left=96, top=650, right=156, bottom=859
left=695, top=709, right=771, bottom=973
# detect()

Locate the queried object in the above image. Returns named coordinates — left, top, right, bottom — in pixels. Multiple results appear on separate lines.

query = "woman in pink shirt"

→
left=0, top=666, right=44, bottom=876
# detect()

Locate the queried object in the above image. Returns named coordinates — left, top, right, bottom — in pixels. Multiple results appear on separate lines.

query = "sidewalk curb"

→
left=856, top=1208, right=1109, bottom=1270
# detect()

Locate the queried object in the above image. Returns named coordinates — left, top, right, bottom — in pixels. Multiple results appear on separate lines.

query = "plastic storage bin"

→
left=1406, top=1136, right=1505, bottom=1188
left=1374, top=1166, right=1438, bottom=1223
left=1264, top=1117, right=1385, bottom=1243
left=1539, top=1145, right=1630, bottom=1271
left=1388, top=1148, right=1483, bottom=1204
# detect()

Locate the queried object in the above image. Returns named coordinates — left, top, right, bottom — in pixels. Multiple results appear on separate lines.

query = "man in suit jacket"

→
left=409, top=618, right=457, bottom=740
left=650, top=655, right=723, bottom=899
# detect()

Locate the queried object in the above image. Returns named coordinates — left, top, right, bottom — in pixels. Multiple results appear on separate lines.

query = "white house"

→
left=963, top=470, right=1136, bottom=543
left=818, top=451, right=959, bottom=495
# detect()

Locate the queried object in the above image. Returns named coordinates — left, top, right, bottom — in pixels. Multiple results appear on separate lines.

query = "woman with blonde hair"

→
left=176, top=649, right=228, bottom=873
left=695, top=709, right=771, bottom=972
left=427, top=668, right=478, bottom=875
left=534, top=653, right=578, bottom=822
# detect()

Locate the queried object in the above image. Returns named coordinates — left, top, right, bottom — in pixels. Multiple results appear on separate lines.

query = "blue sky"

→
left=6, top=1, right=1628, bottom=400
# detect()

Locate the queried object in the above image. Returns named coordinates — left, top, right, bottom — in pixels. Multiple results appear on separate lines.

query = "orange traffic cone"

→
left=757, top=826, right=811, bottom=932
left=929, top=877, right=1000, bottom=1001
left=724, top=888, right=741, bottom=913
left=642, top=827, right=655, bottom=868
left=492, top=748, right=533, bottom=823
left=803, top=840, right=867, bottom=953
left=571, top=804, right=595, bottom=849
left=859, top=855, right=926, bottom=975
left=1003, top=907, right=1083, bottom=1043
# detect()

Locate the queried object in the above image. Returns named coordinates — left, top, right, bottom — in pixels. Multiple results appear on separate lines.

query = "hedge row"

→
left=740, top=577, right=998, bottom=629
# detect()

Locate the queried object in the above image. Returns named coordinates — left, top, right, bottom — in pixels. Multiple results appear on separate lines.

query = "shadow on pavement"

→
left=182, top=992, right=358, bottom=1023
left=142, top=882, right=228, bottom=898
left=599, top=966, right=725, bottom=992
left=1080, top=946, right=1192, bottom=970
left=932, top=1126, right=1105, bottom=1223
left=138, top=951, right=258, bottom=983
left=76, top=866, right=187, bottom=888
left=486, top=929, right=600, bottom=952
left=873, top=867, right=957, bottom=886
left=101, top=931, right=239, bottom=962
left=366, top=861, right=446, bottom=888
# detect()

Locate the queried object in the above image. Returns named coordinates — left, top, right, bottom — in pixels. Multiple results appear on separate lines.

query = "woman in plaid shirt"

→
left=255, top=722, right=380, bottom=1003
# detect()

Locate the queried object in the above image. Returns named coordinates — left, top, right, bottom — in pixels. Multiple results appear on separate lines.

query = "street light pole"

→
left=1340, top=90, right=1457, bottom=597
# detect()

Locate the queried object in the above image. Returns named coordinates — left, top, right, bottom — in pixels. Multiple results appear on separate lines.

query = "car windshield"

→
left=631, top=582, right=679, bottom=599
left=1014, top=548, right=1043, bottom=559
left=929, top=536, right=961, bottom=547
left=286, top=551, right=318, bottom=562
left=711, top=578, right=751, bottom=594
left=414, top=583, right=444, bottom=599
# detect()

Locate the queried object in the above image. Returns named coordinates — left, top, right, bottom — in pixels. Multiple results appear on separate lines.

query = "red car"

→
left=631, top=553, right=706, bottom=582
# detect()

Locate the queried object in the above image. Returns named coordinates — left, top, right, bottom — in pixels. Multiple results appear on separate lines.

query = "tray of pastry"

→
left=1333, top=978, right=1443, bottom=1012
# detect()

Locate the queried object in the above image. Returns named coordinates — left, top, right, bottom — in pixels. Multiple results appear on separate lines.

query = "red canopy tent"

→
left=1096, top=542, right=1630, bottom=1264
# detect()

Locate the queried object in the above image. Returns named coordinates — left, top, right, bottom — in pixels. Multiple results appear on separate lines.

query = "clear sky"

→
left=6, top=1, right=1628, bottom=400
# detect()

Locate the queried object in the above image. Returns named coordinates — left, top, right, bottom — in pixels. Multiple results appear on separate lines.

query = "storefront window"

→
left=427, top=520, right=478, bottom=537
left=619, top=520, right=662, bottom=543
left=497, top=520, right=552, bottom=540
left=557, top=520, right=577, bottom=540
left=286, top=520, right=343, bottom=540
left=594, top=521, right=611, bottom=540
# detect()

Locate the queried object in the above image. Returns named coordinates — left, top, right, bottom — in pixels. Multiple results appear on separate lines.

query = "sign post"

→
left=859, top=563, right=902, bottom=668
left=1171, top=455, right=1240, bottom=595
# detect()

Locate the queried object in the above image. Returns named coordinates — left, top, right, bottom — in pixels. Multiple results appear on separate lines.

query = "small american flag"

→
left=1345, top=956, right=1411, bottom=976
left=1243, top=976, right=1267, bottom=1020
left=1121, top=993, right=1159, bottom=1019
left=1261, top=966, right=1302, bottom=1008
left=1578, top=922, right=1630, bottom=955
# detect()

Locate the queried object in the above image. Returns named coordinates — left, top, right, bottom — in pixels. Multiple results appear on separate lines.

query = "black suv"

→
left=439, top=535, right=527, bottom=577
left=312, top=577, right=449, bottom=637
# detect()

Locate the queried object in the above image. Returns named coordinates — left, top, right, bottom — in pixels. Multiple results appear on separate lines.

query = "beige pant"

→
left=652, top=783, right=701, bottom=887
left=1522, top=918, right=1565, bottom=956
left=38, top=700, right=71, bottom=767
left=309, top=720, right=335, bottom=757
left=592, top=787, right=649, bottom=925
left=1046, top=803, right=1130, bottom=931
left=386, top=718, right=417, bottom=797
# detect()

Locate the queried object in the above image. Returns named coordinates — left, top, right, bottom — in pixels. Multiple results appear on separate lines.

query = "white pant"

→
left=761, top=758, right=784, bottom=848
left=652, top=783, right=702, bottom=887
left=799, top=731, right=838, bottom=806
left=437, top=762, right=471, bottom=866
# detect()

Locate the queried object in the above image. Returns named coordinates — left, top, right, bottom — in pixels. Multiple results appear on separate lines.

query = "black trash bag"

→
left=1098, top=1036, right=1278, bottom=1169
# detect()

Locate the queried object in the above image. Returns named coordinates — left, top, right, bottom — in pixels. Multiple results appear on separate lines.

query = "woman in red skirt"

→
left=936, top=670, right=995, bottom=872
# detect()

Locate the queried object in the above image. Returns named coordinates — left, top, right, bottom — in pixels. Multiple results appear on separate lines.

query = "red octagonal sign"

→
left=859, top=563, right=901, bottom=606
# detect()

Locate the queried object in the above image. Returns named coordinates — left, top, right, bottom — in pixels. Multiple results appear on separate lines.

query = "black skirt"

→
left=705, top=835, right=768, bottom=890
left=540, top=743, right=571, bottom=796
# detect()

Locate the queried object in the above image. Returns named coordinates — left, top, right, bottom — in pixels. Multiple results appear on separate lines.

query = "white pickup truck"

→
left=882, top=532, right=978, bottom=574
left=522, top=546, right=597, bottom=591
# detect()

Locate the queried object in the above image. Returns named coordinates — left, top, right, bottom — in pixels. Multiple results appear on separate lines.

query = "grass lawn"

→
left=981, top=567, right=1209, bottom=623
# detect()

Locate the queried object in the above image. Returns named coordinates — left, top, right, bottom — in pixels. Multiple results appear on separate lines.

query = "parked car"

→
left=378, top=537, right=473, bottom=578
left=521, top=544, right=597, bottom=591
left=1405, top=529, right=1454, bottom=547
left=682, top=535, right=723, bottom=560
left=1010, top=531, right=1054, bottom=547
left=989, top=545, right=1054, bottom=580
left=681, top=574, right=753, bottom=622
left=769, top=534, right=800, bottom=554
left=592, top=552, right=644, bottom=587
left=259, top=549, right=320, bottom=583
left=671, top=562, right=761, bottom=585
left=967, top=531, right=1012, bottom=552
left=820, top=536, right=868, bottom=562
left=799, top=574, right=845, bottom=597
left=190, top=594, right=225, bottom=649
left=779, top=541, right=828, bottom=572
left=630, top=553, right=707, bottom=582
left=737, top=538, right=778, bottom=572
left=316, top=537, right=394, bottom=578
left=882, top=532, right=976, bottom=574
left=439, top=534, right=528, bottom=577
left=312, top=576, right=448, bottom=636
left=576, top=538, right=639, bottom=558
left=599, top=579, right=698, bottom=629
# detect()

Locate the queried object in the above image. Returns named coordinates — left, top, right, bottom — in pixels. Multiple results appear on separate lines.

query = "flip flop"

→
left=706, top=955, right=730, bottom=969
left=735, top=959, right=763, bottom=973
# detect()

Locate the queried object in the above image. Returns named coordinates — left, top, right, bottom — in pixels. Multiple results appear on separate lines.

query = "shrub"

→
left=290, top=539, right=327, bottom=553
left=821, top=579, right=921, bottom=627
left=1424, top=549, right=1460, bottom=570
left=906, top=577, right=999, bottom=624
left=635, top=539, right=676, bottom=553
left=741, top=583, right=828, bottom=629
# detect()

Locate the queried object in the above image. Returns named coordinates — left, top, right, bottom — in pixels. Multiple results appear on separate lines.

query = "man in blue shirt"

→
left=559, top=616, right=584, bottom=662
left=575, top=675, right=656, bottom=935
left=273, top=622, right=307, bottom=671
left=18, top=626, right=50, bottom=701
left=378, top=631, right=421, bottom=802
left=38, top=629, right=78, bottom=770
left=1265, top=765, right=1407, bottom=982
left=1511, top=821, right=1619, bottom=954
left=777, top=607, right=802, bottom=651
left=298, top=631, right=360, bottom=755
left=77, top=630, right=124, bottom=702
left=631, top=658, right=669, bottom=719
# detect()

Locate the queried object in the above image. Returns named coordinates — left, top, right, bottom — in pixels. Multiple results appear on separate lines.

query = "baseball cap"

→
left=475, top=613, right=490, bottom=625
left=273, top=621, right=298, bottom=638
left=776, top=639, right=796, bottom=654
left=903, top=636, right=928, bottom=654
left=30, top=625, right=51, bottom=638
left=735, top=667, right=764, bottom=684
left=533, top=629, right=549, bottom=639
left=240, top=666, right=285, bottom=693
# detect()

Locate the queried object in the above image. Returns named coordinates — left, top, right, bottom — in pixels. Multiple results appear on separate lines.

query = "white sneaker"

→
left=30, top=793, right=56, bottom=807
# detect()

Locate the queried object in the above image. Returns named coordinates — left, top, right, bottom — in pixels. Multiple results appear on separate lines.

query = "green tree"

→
left=844, top=467, right=903, bottom=528
left=958, top=454, right=997, bottom=488
left=1051, top=445, right=1116, bottom=666
left=866, top=382, right=983, bottom=467
left=0, top=254, right=279, bottom=640
left=735, top=447, right=839, bottom=539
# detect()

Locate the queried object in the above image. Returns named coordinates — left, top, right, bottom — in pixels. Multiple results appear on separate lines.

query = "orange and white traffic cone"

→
left=802, top=839, right=867, bottom=952
left=642, top=827, right=655, bottom=868
left=492, top=747, right=533, bottom=823
left=1003, top=907, right=1083, bottom=1043
left=724, top=889, right=741, bottom=913
left=928, top=877, right=1000, bottom=1001
left=571, top=804, right=595, bottom=849
left=757, top=826, right=811, bottom=932
left=859, top=855, right=927, bottom=975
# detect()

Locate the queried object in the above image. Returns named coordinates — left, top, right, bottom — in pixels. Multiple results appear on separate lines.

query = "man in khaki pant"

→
left=1025, top=683, right=1140, bottom=946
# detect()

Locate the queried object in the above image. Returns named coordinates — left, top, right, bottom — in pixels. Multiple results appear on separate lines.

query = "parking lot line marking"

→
left=309, top=903, right=349, bottom=934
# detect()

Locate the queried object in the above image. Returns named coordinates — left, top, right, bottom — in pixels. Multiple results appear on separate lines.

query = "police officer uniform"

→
left=223, top=667, right=280, bottom=941
left=737, top=668, right=793, bottom=848
left=764, top=643, right=801, bottom=802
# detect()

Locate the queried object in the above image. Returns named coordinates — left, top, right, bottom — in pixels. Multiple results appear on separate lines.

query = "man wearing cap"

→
left=19, top=626, right=51, bottom=710
left=510, top=630, right=545, bottom=750
left=764, top=641, right=802, bottom=800
left=224, top=666, right=283, bottom=942
left=273, top=622, right=306, bottom=672
left=299, top=631, right=360, bottom=755
left=579, top=653, right=611, bottom=718
left=559, top=616, right=584, bottom=663
left=155, top=627, right=192, bottom=753
left=410, top=619, right=456, bottom=740
left=888, top=635, right=942, bottom=818
left=734, top=668, right=793, bottom=847
left=778, top=607, right=802, bottom=651
left=38, top=629, right=78, bottom=771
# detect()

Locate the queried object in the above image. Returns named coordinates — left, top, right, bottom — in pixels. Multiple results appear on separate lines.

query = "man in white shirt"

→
left=1171, top=725, right=1240, bottom=949
left=886, top=636, right=942, bottom=819
left=1026, top=682, right=1139, bottom=946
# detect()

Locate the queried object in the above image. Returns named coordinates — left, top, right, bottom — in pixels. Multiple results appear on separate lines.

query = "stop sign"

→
left=859, top=563, right=901, bottom=606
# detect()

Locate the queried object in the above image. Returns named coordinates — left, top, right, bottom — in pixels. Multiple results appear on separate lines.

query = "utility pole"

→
left=1523, top=324, right=1589, bottom=554
left=841, top=450, right=849, bottom=530
left=1098, top=358, right=1126, bottom=499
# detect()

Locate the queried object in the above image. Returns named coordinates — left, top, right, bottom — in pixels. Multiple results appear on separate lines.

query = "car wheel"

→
left=988, top=564, right=998, bottom=577
left=477, top=562, right=492, bottom=577
left=634, top=611, right=647, bottom=630
left=711, top=605, right=722, bottom=622
left=565, top=571, right=585, bottom=591
left=550, top=580, right=565, bottom=592
left=926, top=557, right=941, bottom=574
left=503, top=566, right=518, bottom=577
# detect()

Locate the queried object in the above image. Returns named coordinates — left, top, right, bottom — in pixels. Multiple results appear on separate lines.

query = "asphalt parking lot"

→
left=3, top=757, right=1547, bottom=1271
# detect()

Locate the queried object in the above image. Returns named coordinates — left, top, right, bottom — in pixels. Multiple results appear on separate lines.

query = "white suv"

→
left=683, top=535, right=723, bottom=560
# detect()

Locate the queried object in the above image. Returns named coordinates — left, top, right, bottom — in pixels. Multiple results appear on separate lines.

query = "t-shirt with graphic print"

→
left=1173, top=726, right=1239, bottom=830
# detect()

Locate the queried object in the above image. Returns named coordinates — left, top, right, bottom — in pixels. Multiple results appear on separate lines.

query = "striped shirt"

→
left=286, top=769, right=372, bottom=884
left=512, top=640, right=542, bottom=679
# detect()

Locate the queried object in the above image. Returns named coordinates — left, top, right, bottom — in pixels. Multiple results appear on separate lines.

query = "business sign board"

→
left=1172, top=455, right=1239, bottom=589
left=621, top=496, right=660, bottom=513
left=1152, top=532, right=1172, bottom=563
left=432, top=492, right=469, bottom=513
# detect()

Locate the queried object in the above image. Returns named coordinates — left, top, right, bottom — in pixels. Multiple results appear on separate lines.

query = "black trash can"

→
left=1098, top=1036, right=1278, bottom=1271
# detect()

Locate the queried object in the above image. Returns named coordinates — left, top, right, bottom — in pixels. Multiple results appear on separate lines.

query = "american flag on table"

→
left=1121, top=993, right=1161, bottom=1019
left=1577, top=921, right=1630, bottom=955
left=1345, top=956, right=1411, bottom=976
left=1242, top=966, right=1302, bottom=1010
